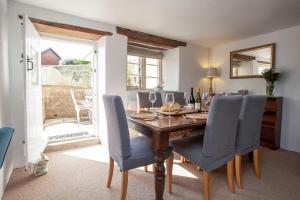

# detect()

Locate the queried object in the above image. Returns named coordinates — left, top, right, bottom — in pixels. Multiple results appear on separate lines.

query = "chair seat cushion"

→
left=171, top=134, right=234, bottom=172
left=123, top=136, right=155, bottom=170
left=236, top=144, right=260, bottom=155
left=116, top=136, right=172, bottom=171
left=171, top=134, right=205, bottom=164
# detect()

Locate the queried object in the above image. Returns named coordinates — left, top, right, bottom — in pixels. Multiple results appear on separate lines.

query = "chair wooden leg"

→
left=107, top=156, right=114, bottom=188
left=120, top=171, right=128, bottom=200
left=144, top=165, right=148, bottom=172
left=227, top=160, right=235, bottom=193
left=253, top=149, right=261, bottom=178
left=203, top=171, right=210, bottom=200
left=235, top=154, right=242, bottom=189
left=181, top=156, right=185, bottom=163
left=166, top=154, right=174, bottom=194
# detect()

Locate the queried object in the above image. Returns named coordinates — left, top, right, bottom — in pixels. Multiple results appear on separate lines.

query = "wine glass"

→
left=165, top=93, right=175, bottom=119
left=149, top=92, right=157, bottom=111
left=202, top=92, right=209, bottom=112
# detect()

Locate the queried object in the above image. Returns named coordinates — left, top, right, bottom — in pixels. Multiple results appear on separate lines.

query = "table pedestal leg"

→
left=154, top=150, right=166, bottom=200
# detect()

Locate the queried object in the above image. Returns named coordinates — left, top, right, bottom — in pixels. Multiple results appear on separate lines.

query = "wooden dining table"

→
left=127, top=111, right=207, bottom=200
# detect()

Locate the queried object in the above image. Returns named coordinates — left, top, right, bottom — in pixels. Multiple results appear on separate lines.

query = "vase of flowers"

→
left=262, top=68, right=281, bottom=96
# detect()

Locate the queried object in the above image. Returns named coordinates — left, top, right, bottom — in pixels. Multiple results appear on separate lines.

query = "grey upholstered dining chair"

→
left=103, top=95, right=172, bottom=200
left=235, top=95, right=267, bottom=189
left=167, top=96, right=243, bottom=200
left=136, top=91, right=163, bottom=111
left=167, top=91, right=186, bottom=105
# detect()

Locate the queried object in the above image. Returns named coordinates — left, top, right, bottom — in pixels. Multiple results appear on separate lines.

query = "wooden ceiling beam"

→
left=117, top=26, right=186, bottom=49
left=30, top=17, right=113, bottom=41
left=128, top=42, right=167, bottom=51
left=257, top=60, right=271, bottom=64
left=232, top=53, right=256, bottom=61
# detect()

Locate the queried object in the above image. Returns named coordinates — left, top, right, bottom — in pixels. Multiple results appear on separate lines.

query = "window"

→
left=127, top=55, right=162, bottom=90
left=127, top=55, right=140, bottom=89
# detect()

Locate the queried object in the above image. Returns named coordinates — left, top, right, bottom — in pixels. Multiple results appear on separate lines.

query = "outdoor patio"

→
left=44, top=117, right=94, bottom=142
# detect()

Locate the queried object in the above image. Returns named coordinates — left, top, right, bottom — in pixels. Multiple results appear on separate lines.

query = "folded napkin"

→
left=185, top=113, right=208, bottom=120
left=130, top=113, right=157, bottom=120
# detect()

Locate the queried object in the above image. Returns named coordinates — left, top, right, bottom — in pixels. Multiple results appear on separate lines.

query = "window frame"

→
left=126, top=55, right=162, bottom=90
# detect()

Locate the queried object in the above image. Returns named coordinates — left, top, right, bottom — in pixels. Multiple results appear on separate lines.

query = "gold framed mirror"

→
left=230, top=43, right=275, bottom=79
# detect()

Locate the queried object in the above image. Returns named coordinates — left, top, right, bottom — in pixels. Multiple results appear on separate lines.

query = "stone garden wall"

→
left=42, top=85, right=91, bottom=120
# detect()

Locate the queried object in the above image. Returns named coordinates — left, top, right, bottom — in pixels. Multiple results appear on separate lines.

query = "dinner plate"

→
left=156, top=108, right=200, bottom=116
left=155, top=109, right=181, bottom=116
left=130, top=113, right=158, bottom=120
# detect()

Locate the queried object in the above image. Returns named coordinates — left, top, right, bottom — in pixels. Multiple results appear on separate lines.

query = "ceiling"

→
left=12, top=0, right=300, bottom=47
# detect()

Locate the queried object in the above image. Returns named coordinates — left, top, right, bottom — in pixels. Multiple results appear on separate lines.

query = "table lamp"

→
left=206, top=67, right=218, bottom=96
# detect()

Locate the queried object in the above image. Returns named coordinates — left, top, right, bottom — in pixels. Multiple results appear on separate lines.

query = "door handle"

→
left=27, top=57, right=34, bottom=71
left=20, top=53, right=24, bottom=63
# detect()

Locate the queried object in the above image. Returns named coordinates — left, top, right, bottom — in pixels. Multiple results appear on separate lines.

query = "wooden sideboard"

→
left=260, top=97, right=283, bottom=149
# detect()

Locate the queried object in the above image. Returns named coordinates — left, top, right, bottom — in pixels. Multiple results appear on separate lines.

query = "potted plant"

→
left=262, top=68, right=281, bottom=96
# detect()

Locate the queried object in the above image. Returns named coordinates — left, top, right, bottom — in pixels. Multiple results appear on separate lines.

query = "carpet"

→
left=3, top=145, right=300, bottom=200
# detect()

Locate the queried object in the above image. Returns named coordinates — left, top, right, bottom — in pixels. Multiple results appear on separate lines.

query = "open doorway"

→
left=40, top=38, right=97, bottom=147
left=22, top=16, right=111, bottom=165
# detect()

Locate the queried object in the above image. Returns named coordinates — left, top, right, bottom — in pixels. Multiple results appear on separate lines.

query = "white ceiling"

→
left=12, top=0, right=300, bottom=47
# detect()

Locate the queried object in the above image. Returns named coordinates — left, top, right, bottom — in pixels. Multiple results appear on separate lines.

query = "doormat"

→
left=48, top=132, right=89, bottom=142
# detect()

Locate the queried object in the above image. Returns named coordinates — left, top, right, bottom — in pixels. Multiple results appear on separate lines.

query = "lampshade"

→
left=206, top=67, right=218, bottom=78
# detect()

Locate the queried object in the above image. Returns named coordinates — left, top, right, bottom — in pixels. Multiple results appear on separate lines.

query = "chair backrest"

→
left=137, top=91, right=163, bottom=109
left=170, top=91, right=186, bottom=105
left=235, top=95, right=267, bottom=154
left=202, top=96, right=243, bottom=158
left=102, top=95, right=131, bottom=159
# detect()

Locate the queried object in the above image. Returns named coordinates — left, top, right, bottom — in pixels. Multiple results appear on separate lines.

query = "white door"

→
left=23, top=15, right=46, bottom=168
left=92, top=46, right=99, bottom=137
left=96, top=37, right=108, bottom=145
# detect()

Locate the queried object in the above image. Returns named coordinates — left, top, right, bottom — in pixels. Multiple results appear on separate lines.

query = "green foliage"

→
left=63, top=59, right=91, bottom=65
left=262, top=69, right=281, bottom=83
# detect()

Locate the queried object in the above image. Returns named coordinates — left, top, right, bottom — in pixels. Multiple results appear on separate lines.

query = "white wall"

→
left=163, top=48, right=180, bottom=90
left=0, top=0, right=10, bottom=127
left=211, top=24, right=300, bottom=153
left=97, top=35, right=128, bottom=146
left=9, top=1, right=115, bottom=34
left=178, top=44, right=208, bottom=93
left=7, top=1, right=116, bottom=168
left=102, top=35, right=128, bottom=104
left=0, top=0, right=14, bottom=198
left=163, top=44, right=208, bottom=93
